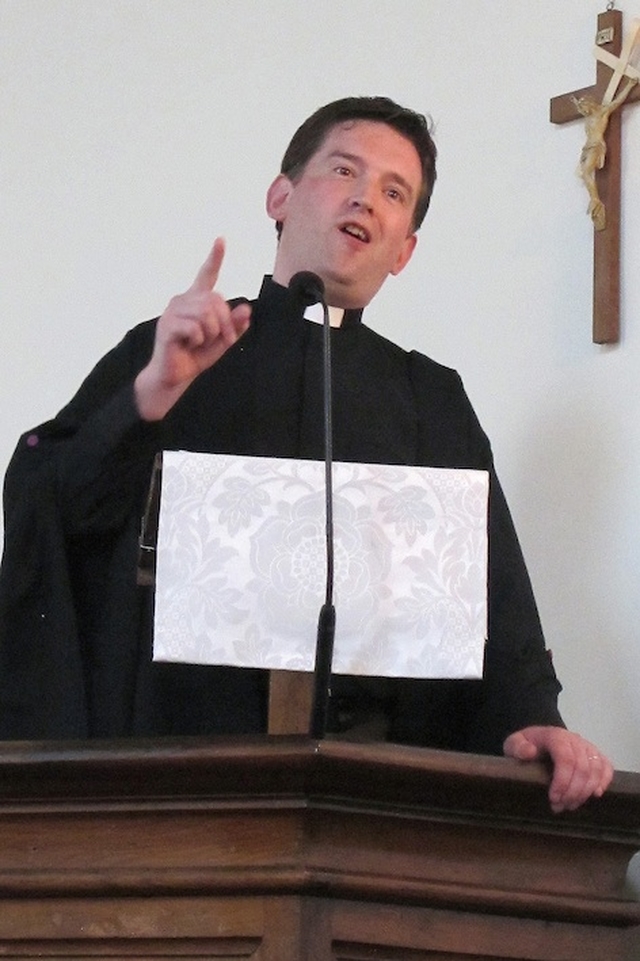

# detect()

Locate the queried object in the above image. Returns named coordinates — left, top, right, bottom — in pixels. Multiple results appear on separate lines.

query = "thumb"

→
left=503, top=730, right=540, bottom=761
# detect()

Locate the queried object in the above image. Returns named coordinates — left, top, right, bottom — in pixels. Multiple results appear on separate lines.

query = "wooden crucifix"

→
left=550, top=8, right=640, bottom=344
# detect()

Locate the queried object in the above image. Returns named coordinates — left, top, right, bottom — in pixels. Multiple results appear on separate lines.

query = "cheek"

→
left=289, top=182, right=328, bottom=224
left=308, top=177, right=349, bottom=206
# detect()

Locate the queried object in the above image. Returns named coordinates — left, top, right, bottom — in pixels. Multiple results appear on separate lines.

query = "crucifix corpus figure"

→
left=574, top=75, right=637, bottom=231
left=550, top=8, right=640, bottom=344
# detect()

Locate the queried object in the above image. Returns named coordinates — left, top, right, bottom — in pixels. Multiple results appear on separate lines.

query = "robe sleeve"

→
left=40, top=320, right=163, bottom=537
left=0, top=320, right=160, bottom=737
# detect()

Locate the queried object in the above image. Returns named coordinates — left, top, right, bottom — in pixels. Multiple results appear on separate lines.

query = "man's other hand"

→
left=503, top=725, right=614, bottom=813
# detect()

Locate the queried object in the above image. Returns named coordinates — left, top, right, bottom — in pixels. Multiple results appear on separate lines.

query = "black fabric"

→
left=0, top=277, right=563, bottom=749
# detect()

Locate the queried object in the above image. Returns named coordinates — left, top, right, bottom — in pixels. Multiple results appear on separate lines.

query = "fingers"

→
left=503, top=726, right=614, bottom=814
left=198, top=296, right=251, bottom=349
left=547, top=739, right=614, bottom=813
left=228, top=300, right=252, bottom=338
left=135, top=243, right=250, bottom=422
left=161, top=234, right=247, bottom=355
left=164, top=292, right=249, bottom=358
left=191, top=237, right=226, bottom=292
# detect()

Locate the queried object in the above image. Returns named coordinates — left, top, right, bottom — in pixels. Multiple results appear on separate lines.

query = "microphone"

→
left=288, top=270, right=325, bottom=307
left=288, top=271, right=335, bottom=739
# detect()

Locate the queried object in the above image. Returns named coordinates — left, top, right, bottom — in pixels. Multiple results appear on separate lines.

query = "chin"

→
left=326, top=291, right=369, bottom=310
left=324, top=275, right=379, bottom=311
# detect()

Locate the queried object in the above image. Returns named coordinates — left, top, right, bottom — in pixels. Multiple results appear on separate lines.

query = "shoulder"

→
left=105, top=317, right=159, bottom=370
left=357, top=324, right=465, bottom=393
left=55, top=318, right=159, bottom=420
left=368, top=332, right=491, bottom=468
left=5, top=318, right=160, bottom=479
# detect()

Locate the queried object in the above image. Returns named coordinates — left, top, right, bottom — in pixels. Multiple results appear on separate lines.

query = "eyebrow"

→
left=325, top=150, right=416, bottom=200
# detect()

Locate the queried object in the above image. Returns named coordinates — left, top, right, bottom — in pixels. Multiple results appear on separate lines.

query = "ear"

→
left=390, top=233, right=418, bottom=276
left=265, top=174, right=294, bottom=224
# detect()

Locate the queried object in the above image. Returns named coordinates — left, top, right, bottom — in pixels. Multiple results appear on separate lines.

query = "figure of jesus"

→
left=573, top=76, right=637, bottom=230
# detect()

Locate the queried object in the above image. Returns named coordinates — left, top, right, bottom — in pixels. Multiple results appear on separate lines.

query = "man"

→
left=0, top=97, right=612, bottom=812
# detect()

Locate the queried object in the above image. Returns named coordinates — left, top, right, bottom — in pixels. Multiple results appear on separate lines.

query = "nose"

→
left=348, top=193, right=375, bottom=218
left=350, top=195, right=373, bottom=213
left=349, top=177, right=375, bottom=213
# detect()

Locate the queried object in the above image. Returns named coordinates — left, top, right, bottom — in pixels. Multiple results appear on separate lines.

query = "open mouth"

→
left=340, top=223, right=370, bottom=243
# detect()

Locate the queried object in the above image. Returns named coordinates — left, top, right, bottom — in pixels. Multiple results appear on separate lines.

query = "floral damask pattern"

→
left=154, top=452, right=488, bottom=679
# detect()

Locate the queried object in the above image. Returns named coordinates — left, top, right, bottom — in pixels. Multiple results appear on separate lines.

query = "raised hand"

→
left=135, top=238, right=251, bottom=421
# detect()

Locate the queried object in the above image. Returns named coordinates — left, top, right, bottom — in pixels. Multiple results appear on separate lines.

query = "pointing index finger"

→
left=191, top=237, right=226, bottom=292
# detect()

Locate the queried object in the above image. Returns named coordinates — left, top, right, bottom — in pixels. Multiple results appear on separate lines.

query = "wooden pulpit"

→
left=0, top=735, right=638, bottom=959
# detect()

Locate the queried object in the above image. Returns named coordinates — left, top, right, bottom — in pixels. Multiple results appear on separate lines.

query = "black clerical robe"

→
left=0, top=277, right=563, bottom=748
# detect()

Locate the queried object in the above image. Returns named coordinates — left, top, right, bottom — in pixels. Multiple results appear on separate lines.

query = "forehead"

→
left=312, top=120, right=422, bottom=179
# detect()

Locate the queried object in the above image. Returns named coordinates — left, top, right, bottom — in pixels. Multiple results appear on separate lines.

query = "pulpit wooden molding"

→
left=0, top=735, right=638, bottom=959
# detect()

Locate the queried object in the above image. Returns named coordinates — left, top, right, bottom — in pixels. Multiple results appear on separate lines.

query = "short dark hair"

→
left=278, top=96, right=437, bottom=235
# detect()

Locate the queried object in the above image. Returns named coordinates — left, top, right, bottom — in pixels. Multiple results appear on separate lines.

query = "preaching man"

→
left=0, top=96, right=613, bottom=813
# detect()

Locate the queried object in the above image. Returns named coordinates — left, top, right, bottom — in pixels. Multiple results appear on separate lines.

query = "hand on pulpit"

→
left=503, top=726, right=614, bottom=814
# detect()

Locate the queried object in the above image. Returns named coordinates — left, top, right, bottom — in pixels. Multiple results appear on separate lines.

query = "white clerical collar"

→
left=304, top=302, right=345, bottom=328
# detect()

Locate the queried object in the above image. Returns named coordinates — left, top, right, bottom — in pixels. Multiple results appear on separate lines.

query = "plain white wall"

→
left=1, top=1, right=639, bottom=771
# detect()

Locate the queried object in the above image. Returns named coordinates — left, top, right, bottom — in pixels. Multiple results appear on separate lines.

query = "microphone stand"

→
left=309, top=292, right=335, bottom=739
left=287, top=271, right=336, bottom=739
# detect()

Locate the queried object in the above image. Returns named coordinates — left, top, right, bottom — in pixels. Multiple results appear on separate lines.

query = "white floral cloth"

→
left=153, top=451, right=488, bottom=679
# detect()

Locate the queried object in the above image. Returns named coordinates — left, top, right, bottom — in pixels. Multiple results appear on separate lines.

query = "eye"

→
left=334, top=165, right=352, bottom=177
left=386, top=186, right=404, bottom=202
